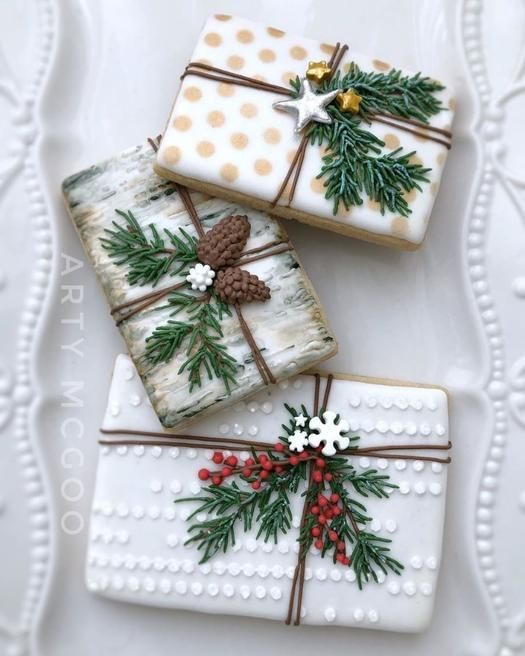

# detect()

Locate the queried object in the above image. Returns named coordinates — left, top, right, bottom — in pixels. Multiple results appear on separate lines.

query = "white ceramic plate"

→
left=1, top=0, right=524, bottom=654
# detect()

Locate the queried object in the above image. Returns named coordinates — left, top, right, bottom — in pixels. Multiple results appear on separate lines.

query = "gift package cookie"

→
left=155, top=14, right=455, bottom=249
left=62, top=141, right=337, bottom=429
left=87, top=355, right=451, bottom=631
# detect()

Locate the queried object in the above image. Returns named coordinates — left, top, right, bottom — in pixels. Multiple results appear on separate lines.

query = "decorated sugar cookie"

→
left=87, top=355, right=451, bottom=631
left=62, top=140, right=336, bottom=429
left=155, top=15, right=455, bottom=250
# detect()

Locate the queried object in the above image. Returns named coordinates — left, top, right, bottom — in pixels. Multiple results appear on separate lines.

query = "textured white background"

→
left=0, top=0, right=524, bottom=654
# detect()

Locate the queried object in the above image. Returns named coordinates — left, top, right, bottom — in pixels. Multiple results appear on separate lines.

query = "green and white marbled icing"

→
left=63, top=142, right=336, bottom=428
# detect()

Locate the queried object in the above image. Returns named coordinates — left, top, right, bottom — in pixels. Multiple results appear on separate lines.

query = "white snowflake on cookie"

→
left=186, top=263, right=215, bottom=292
left=294, top=414, right=307, bottom=428
left=288, top=429, right=309, bottom=453
left=308, top=411, right=350, bottom=456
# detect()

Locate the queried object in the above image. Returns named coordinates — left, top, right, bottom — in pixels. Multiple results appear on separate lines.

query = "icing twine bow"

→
left=99, top=373, right=452, bottom=626
left=105, top=136, right=297, bottom=388
left=180, top=43, right=452, bottom=214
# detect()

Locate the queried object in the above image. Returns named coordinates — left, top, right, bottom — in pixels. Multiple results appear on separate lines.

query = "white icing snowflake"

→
left=186, top=263, right=215, bottom=292
left=308, top=411, right=350, bottom=456
left=288, top=429, right=309, bottom=453
left=294, top=414, right=307, bottom=428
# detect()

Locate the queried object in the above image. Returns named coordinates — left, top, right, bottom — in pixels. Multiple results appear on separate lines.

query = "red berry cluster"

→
left=308, top=489, right=350, bottom=565
left=197, top=442, right=309, bottom=489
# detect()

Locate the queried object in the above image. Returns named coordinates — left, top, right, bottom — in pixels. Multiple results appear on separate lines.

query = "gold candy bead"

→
left=336, top=89, right=363, bottom=113
left=306, top=60, right=332, bottom=84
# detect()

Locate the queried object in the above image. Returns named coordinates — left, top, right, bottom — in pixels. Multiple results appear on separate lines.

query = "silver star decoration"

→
left=273, top=77, right=341, bottom=132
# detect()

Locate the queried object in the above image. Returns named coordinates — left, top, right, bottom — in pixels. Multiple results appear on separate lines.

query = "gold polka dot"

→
left=214, top=14, right=231, bottom=21
left=204, top=32, right=222, bottom=47
left=282, top=71, right=296, bottom=85
left=287, top=149, right=297, bottom=164
left=259, top=48, right=276, bottom=63
left=227, top=55, right=245, bottom=70
left=263, top=128, right=281, bottom=144
left=367, top=199, right=381, bottom=212
left=373, top=59, right=391, bottom=71
left=310, top=177, right=324, bottom=194
left=240, top=103, right=257, bottom=118
left=163, top=146, right=181, bottom=165
left=320, top=43, right=336, bottom=55
left=437, top=152, right=446, bottom=166
left=409, top=154, right=423, bottom=166
left=173, top=115, right=192, bottom=131
left=443, top=123, right=452, bottom=131
left=196, top=141, right=215, bottom=158
left=383, top=133, right=400, bottom=150
left=403, top=188, right=417, bottom=203
left=184, top=86, right=202, bottom=102
left=196, top=58, right=212, bottom=66
left=207, top=111, right=225, bottom=128
left=217, top=82, right=235, bottom=97
left=391, top=217, right=409, bottom=236
left=342, top=62, right=352, bottom=73
left=231, top=132, right=249, bottom=149
left=220, top=163, right=239, bottom=183
left=267, top=26, right=285, bottom=38
left=290, top=45, right=307, bottom=60
left=449, top=97, right=456, bottom=111
left=254, top=74, right=267, bottom=82
left=254, top=159, right=272, bottom=175
left=336, top=203, right=351, bottom=218
left=237, top=29, right=254, bottom=44
left=431, top=182, right=439, bottom=195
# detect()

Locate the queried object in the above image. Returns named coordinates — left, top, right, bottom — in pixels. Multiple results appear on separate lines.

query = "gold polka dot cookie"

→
left=155, top=15, right=455, bottom=250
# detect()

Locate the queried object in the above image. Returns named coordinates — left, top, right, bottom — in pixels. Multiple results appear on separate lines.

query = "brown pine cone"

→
left=197, top=214, right=250, bottom=269
left=214, top=267, right=271, bottom=304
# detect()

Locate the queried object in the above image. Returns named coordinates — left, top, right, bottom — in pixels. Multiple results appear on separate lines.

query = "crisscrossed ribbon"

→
left=109, top=136, right=299, bottom=386
left=179, top=42, right=452, bottom=209
left=99, top=372, right=451, bottom=625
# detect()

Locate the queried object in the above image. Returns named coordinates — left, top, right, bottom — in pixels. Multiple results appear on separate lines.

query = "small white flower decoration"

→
left=186, top=263, right=215, bottom=292
left=288, top=429, right=309, bottom=453
left=294, top=414, right=307, bottom=428
left=308, top=411, right=350, bottom=456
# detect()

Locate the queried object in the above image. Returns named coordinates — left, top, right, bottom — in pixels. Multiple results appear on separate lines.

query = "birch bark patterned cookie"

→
left=87, top=354, right=451, bottom=632
left=62, top=141, right=336, bottom=429
left=154, top=15, right=455, bottom=250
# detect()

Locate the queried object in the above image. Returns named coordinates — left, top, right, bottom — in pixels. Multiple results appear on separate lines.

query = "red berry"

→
left=315, top=445, right=323, bottom=452
left=312, top=470, right=323, bottom=483
left=262, top=460, right=273, bottom=471
left=260, top=470, right=270, bottom=480
left=330, top=493, right=340, bottom=504
left=328, top=530, right=338, bottom=542
left=337, top=540, right=345, bottom=551
left=310, top=526, right=321, bottom=537
left=212, top=452, right=223, bottom=464
left=289, top=455, right=299, bottom=466
left=315, top=458, right=326, bottom=468
left=275, top=465, right=284, bottom=473
left=251, top=480, right=261, bottom=490
left=342, top=556, right=350, bottom=566
left=314, top=539, right=324, bottom=550
left=274, top=443, right=285, bottom=452
left=258, top=454, right=268, bottom=462
left=198, top=468, right=210, bottom=481
left=225, top=455, right=238, bottom=467
left=299, top=451, right=309, bottom=460
left=311, top=505, right=320, bottom=515
left=318, top=515, right=327, bottom=525
left=336, top=553, right=345, bottom=563
left=324, top=472, right=333, bottom=481
left=241, top=467, right=252, bottom=477
left=318, top=495, right=328, bottom=507
left=331, top=506, right=341, bottom=517
left=212, top=475, right=222, bottom=485
left=245, top=458, right=255, bottom=466
left=324, top=509, right=333, bottom=519
left=221, top=466, right=233, bottom=477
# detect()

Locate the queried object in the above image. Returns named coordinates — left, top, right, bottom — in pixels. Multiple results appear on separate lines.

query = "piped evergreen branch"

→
left=177, top=404, right=403, bottom=588
left=100, top=209, right=198, bottom=286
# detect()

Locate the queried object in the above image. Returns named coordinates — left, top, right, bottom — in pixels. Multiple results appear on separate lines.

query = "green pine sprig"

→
left=290, top=62, right=445, bottom=216
left=100, top=209, right=198, bottom=286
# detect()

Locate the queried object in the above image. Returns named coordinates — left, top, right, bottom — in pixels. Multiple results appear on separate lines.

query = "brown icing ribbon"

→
left=111, top=136, right=293, bottom=386
left=99, top=371, right=452, bottom=625
left=180, top=43, right=452, bottom=209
